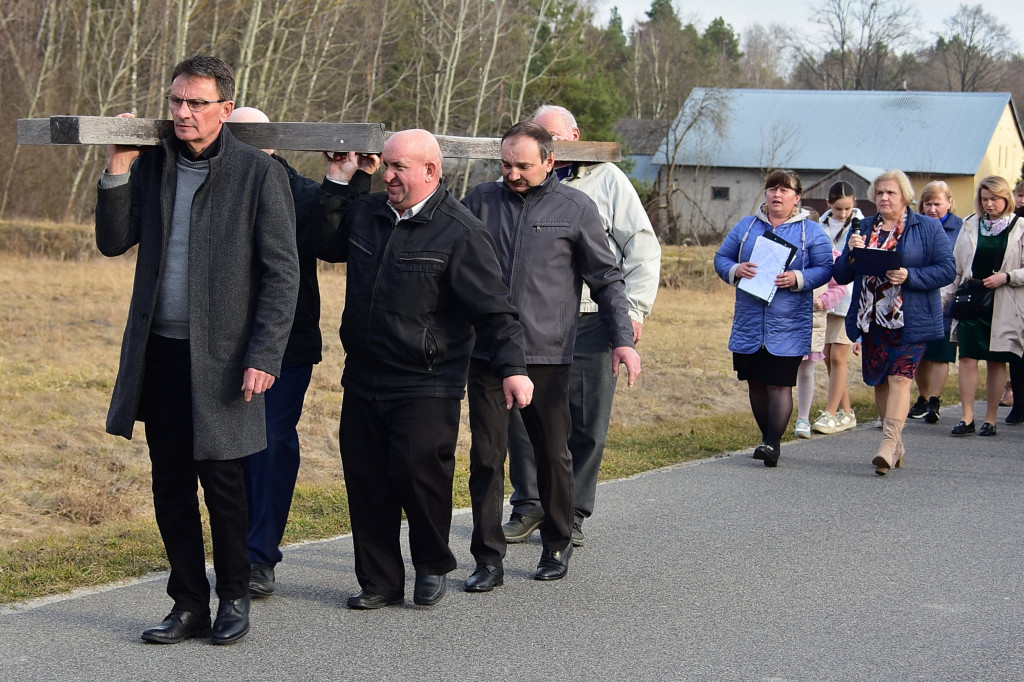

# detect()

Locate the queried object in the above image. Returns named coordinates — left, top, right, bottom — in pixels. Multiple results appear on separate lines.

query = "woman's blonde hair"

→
left=975, top=175, right=1016, bottom=218
left=919, top=180, right=955, bottom=214
left=870, top=169, right=915, bottom=207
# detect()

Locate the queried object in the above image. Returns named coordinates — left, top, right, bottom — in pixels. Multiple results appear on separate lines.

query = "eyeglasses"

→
left=166, top=95, right=228, bottom=112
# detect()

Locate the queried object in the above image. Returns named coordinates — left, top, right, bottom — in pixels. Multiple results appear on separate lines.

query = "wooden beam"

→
left=45, top=116, right=388, bottom=153
left=18, top=116, right=621, bottom=162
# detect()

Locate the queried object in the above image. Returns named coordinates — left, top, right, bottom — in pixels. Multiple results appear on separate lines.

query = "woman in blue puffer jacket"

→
left=833, top=169, right=955, bottom=475
left=715, top=170, right=834, bottom=467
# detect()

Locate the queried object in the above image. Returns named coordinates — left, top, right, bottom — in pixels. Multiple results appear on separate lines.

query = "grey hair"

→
left=533, top=104, right=577, bottom=130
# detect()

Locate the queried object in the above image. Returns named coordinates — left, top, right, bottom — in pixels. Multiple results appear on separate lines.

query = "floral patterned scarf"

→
left=856, top=213, right=906, bottom=333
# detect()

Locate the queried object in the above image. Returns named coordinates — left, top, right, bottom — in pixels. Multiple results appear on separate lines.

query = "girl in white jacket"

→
left=813, top=181, right=864, bottom=435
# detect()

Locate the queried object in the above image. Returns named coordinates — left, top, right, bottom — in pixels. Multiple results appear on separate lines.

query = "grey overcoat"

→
left=95, top=126, right=299, bottom=460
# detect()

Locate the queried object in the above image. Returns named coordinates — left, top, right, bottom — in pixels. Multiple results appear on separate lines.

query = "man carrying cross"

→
left=95, top=54, right=298, bottom=645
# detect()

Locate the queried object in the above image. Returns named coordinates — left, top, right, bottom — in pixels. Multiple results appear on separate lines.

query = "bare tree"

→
left=740, top=23, right=792, bottom=88
left=793, top=0, right=921, bottom=90
left=935, top=4, right=1016, bottom=92
left=654, top=88, right=728, bottom=244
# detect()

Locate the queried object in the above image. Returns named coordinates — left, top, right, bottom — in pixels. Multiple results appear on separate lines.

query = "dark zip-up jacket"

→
left=462, top=175, right=635, bottom=365
left=317, top=175, right=526, bottom=400
left=272, top=154, right=334, bottom=365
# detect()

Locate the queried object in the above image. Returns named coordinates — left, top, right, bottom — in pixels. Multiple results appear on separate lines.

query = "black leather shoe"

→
left=210, top=596, right=250, bottom=645
left=755, top=442, right=780, bottom=467
left=413, top=573, right=447, bottom=606
left=979, top=422, right=997, bottom=437
left=141, top=609, right=212, bottom=644
left=464, top=563, right=503, bottom=592
left=535, top=545, right=573, bottom=581
left=951, top=420, right=975, bottom=436
left=249, top=562, right=275, bottom=597
left=1006, top=408, right=1024, bottom=425
left=503, top=513, right=544, bottom=543
left=347, top=590, right=404, bottom=610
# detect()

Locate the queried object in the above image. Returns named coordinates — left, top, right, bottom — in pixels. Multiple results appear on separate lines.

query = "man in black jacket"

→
left=461, top=121, right=641, bottom=589
left=317, top=129, right=533, bottom=609
left=226, top=107, right=343, bottom=599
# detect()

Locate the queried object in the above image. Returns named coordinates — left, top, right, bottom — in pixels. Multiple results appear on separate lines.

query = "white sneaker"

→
left=795, top=418, right=812, bottom=438
left=873, top=417, right=883, bottom=429
left=812, top=410, right=838, bottom=434
left=835, top=409, right=857, bottom=432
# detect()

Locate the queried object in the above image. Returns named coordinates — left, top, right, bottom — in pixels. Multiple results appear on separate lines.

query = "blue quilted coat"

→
left=714, top=206, right=834, bottom=357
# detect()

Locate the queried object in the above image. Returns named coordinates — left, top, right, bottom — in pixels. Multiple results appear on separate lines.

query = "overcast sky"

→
left=592, top=0, right=1023, bottom=52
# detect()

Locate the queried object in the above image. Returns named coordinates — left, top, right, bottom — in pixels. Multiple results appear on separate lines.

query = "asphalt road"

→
left=2, top=403, right=1022, bottom=681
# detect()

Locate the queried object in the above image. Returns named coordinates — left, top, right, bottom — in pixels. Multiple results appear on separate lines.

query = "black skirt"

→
left=733, top=346, right=802, bottom=386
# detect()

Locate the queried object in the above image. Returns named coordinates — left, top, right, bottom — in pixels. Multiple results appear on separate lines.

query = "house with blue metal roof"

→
left=652, top=88, right=1024, bottom=241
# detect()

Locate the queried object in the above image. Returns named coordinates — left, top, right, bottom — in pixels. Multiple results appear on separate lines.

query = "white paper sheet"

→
left=737, top=235, right=794, bottom=303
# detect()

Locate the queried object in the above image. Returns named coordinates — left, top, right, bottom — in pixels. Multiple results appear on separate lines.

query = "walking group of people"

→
left=716, top=167, right=1024, bottom=474
left=94, top=54, right=661, bottom=645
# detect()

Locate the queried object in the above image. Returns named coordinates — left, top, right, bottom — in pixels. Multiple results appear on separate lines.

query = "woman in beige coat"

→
left=942, top=176, right=1024, bottom=437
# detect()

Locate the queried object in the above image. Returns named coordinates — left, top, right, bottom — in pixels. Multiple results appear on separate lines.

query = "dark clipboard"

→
left=851, top=247, right=901, bottom=277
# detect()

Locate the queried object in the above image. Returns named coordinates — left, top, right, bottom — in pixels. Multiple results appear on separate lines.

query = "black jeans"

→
left=339, top=393, right=460, bottom=597
left=141, top=333, right=250, bottom=615
left=467, top=360, right=573, bottom=566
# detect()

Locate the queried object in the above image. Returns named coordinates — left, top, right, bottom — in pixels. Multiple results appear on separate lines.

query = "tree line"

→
left=1, top=0, right=1020, bottom=224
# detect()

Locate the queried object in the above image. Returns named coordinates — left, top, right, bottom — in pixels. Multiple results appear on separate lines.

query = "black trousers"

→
left=467, top=360, right=573, bottom=566
left=141, top=334, right=250, bottom=615
left=339, top=393, right=460, bottom=597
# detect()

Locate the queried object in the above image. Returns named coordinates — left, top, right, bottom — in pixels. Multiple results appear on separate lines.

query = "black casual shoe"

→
left=346, top=590, right=403, bottom=610
left=141, top=609, right=212, bottom=644
left=755, top=442, right=780, bottom=467
left=950, top=420, right=975, bottom=436
left=464, top=563, right=504, bottom=592
left=923, top=397, right=941, bottom=424
left=571, top=521, right=585, bottom=548
left=908, top=395, right=928, bottom=419
left=1005, top=408, right=1024, bottom=425
left=979, top=422, right=997, bottom=437
left=210, top=596, right=250, bottom=645
left=249, top=562, right=275, bottom=597
left=413, top=573, right=447, bottom=606
left=502, top=513, right=544, bottom=543
left=535, top=545, right=573, bottom=581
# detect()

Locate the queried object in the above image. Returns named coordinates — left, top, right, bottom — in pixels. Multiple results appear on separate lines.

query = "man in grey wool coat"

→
left=95, top=54, right=298, bottom=646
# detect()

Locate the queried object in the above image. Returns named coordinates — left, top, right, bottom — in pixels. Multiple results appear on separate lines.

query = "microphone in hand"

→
left=850, top=217, right=861, bottom=237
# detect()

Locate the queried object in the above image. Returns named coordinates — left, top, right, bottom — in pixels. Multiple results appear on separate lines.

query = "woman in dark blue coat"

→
left=908, top=181, right=963, bottom=423
left=715, top=170, right=833, bottom=467
left=833, top=170, right=955, bottom=475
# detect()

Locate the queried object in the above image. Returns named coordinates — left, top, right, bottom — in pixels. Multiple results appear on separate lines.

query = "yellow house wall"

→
left=975, top=104, right=1024, bottom=193
left=907, top=104, right=1024, bottom=218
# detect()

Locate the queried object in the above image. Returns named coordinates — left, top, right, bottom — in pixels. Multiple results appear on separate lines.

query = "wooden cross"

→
left=17, top=116, right=622, bottom=163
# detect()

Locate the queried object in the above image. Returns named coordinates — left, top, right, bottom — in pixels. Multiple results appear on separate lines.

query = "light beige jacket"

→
left=941, top=213, right=1024, bottom=357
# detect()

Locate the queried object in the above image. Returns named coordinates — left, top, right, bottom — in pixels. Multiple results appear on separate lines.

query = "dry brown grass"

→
left=0, top=236, right=874, bottom=550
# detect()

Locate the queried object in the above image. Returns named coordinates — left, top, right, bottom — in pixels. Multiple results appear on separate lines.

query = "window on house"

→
left=711, top=186, right=730, bottom=200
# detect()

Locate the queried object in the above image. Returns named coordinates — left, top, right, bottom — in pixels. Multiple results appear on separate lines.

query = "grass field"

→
left=0, top=224, right=932, bottom=603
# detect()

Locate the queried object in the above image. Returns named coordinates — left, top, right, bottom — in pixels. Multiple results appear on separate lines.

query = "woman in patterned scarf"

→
left=943, top=176, right=1023, bottom=438
left=834, top=170, right=955, bottom=475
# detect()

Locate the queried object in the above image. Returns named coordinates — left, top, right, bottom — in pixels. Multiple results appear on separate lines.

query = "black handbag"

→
left=951, top=279, right=993, bottom=320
